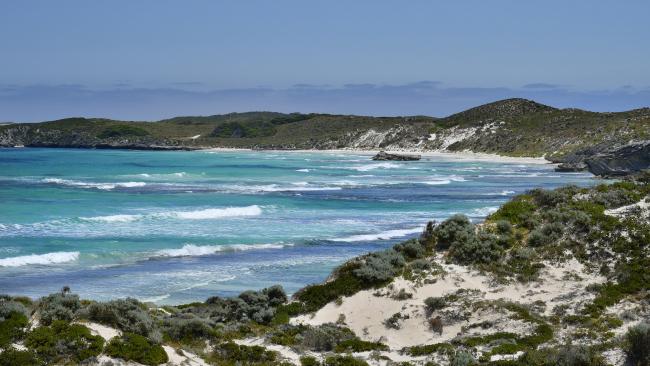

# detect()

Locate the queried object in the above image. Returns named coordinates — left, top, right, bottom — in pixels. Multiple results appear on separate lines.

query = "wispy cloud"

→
left=0, top=82, right=648, bottom=122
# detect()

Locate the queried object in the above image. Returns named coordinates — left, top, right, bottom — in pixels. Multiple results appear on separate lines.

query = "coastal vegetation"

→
left=0, top=173, right=648, bottom=365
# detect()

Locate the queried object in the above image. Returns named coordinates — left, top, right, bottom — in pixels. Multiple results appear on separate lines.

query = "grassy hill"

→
left=1, top=98, right=648, bottom=161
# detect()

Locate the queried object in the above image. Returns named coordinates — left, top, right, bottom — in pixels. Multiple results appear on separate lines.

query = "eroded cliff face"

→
left=585, top=141, right=650, bottom=176
left=0, top=125, right=30, bottom=146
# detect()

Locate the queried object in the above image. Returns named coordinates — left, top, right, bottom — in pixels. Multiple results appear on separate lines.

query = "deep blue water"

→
left=0, top=148, right=596, bottom=304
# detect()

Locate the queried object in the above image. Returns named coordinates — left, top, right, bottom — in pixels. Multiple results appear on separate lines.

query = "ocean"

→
left=0, top=148, right=596, bottom=304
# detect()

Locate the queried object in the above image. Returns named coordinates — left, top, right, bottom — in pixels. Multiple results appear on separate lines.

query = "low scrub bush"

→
left=301, top=324, right=355, bottom=352
left=25, top=320, right=104, bottom=364
left=625, top=322, right=650, bottom=366
left=0, top=348, right=40, bottom=366
left=87, top=298, right=159, bottom=341
left=334, top=338, right=388, bottom=353
left=323, top=355, right=369, bottom=366
left=98, top=125, right=149, bottom=139
left=162, top=314, right=215, bottom=342
left=105, top=332, right=168, bottom=366
left=0, top=311, right=29, bottom=348
left=210, top=342, right=281, bottom=365
left=199, top=285, right=287, bottom=325
left=37, top=292, right=81, bottom=325
left=353, top=249, right=405, bottom=282
left=433, top=214, right=475, bottom=250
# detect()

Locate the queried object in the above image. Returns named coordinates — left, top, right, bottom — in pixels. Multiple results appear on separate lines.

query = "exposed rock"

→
left=372, top=151, right=421, bottom=161
left=585, top=141, right=650, bottom=176
left=555, top=162, right=587, bottom=172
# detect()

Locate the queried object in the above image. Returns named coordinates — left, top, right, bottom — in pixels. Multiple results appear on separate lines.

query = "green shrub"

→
left=199, top=285, right=288, bottom=325
left=301, top=355, right=321, bottom=366
left=0, top=348, right=40, bottom=366
left=353, top=249, right=406, bottom=282
left=449, top=231, right=503, bottom=265
left=300, top=324, right=355, bottom=352
left=334, top=338, right=388, bottom=352
left=625, top=322, right=650, bottom=366
left=434, top=214, right=475, bottom=250
left=424, top=297, right=448, bottom=315
left=0, top=311, right=29, bottom=348
left=98, top=125, right=150, bottom=139
left=162, top=314, right=215, bottom=342
left=87, top=298, right=159, bottom=340
left=402, top=342, right=455, bottom=356
left=488, top=196, right=536, bottom=226
left=105, top=332, right=168, bottom=366
left=450, top=350, right=476, bottom=366
left=25, top=320, right=104, bottom=363
left=37, top=292, right=81, bottom=325
left=295, top=263, right=366, bottom=311
left=323, top=355, right=369, bottom=366
left=395, top=239, right=427, bottom=259
left=210, top=342, right=279, bottom=365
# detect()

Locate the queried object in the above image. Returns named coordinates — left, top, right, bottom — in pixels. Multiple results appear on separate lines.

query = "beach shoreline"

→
left=201, top=147, right=553, bottom=165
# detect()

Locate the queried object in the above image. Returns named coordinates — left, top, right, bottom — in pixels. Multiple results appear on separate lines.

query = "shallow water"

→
left=0, top=148, right=596, bottom=304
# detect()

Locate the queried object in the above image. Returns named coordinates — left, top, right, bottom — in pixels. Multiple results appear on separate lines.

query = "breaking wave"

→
left=331, top=227, right=423, bottom=242
left=155, top=243, right=289, bottom=258
left=81, top=205, right=263, bottom=222
left=42, top=178, right=146, bottom=190
left=0, top=251, right=80, bottom=267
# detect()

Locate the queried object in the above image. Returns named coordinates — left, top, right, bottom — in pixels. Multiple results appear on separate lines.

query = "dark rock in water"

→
left=372, top=151, right=421, bottom=161
left=585, top=141, right=650, bottom=177
left=555, top=162, right=587, bottom=172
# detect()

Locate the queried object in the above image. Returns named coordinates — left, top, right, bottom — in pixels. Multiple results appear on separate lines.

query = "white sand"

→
left=78, top=321, right=121, bottom=340
left=201, top=147, right=552, bottom=165
left=162, top=345, right=210, bottom=366
left=292, top=256, right=604, bottom=350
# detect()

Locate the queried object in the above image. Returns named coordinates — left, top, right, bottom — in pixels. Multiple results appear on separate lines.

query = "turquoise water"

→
left=0, top=148, right=596, bottom=304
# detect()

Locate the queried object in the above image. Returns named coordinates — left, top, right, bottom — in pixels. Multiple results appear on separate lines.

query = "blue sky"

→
left=1, top=0, right=649, bottom=121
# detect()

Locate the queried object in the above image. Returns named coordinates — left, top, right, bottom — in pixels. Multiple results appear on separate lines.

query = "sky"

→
left=1, top=0, right=649, bottom=122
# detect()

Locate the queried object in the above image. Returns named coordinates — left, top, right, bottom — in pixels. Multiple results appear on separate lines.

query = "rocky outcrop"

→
left=585, top=141, right=650, bottom=176
left=372, top=151, right=421, bottom=161
left=555, top=162, right=588, bottom=172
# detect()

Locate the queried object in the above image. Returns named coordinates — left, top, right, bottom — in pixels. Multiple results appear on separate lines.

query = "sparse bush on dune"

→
left=37, top=292, right=81, bottom=325
left=210, top=341, right=282, bottom=366
left=105, top=332, right=168, bottom=366
left=353, top=249, right=406, bottom=282
left=0, top=311, right=29, bottom=349
left=450, top=349, right=476, bottom=366
left=87, top=297, right=160, bottom=341
left=162, top=314, right=215, bottom=342
left=25, top=320, right=104, bottom=364
left=433, top=214, right=476, bottom=251
left=625, top=322, right=650, bottom=366
left=512, top=345, right=607, bottom=366
left=197, top=285, right=288, bottom=325
left=0, top=348, right=40, bottom=366
left=323, top=354, right=369, bottom=366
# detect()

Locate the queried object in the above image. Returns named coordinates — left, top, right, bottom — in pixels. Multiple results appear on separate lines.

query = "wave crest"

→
left=331, top=227, right=422, bottom=242
left=0, top=251, right=80, bottom=267
left=155, top=243, right=288, bottom=258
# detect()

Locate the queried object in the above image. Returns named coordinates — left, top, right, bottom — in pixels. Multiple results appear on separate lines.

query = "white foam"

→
left=170, top=205, right=263, bottom=220
left=296, top=169, right=311, bottom=172
left=331, top=227, right=422, bottom=242
left=224, top=184, right=341, bottom=193
left=424, top=179, right=451, bottom=185
left=471, top=206, right=500, bottom=216
left=347, top=162, right=401, bottom=172
left=42, top=178, right=146, bottom=190
left=155, top=243, right=288, bottom=258
left=81, top=214, right=143, bottom=223
left=0, top=251, right=80, bottom=267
